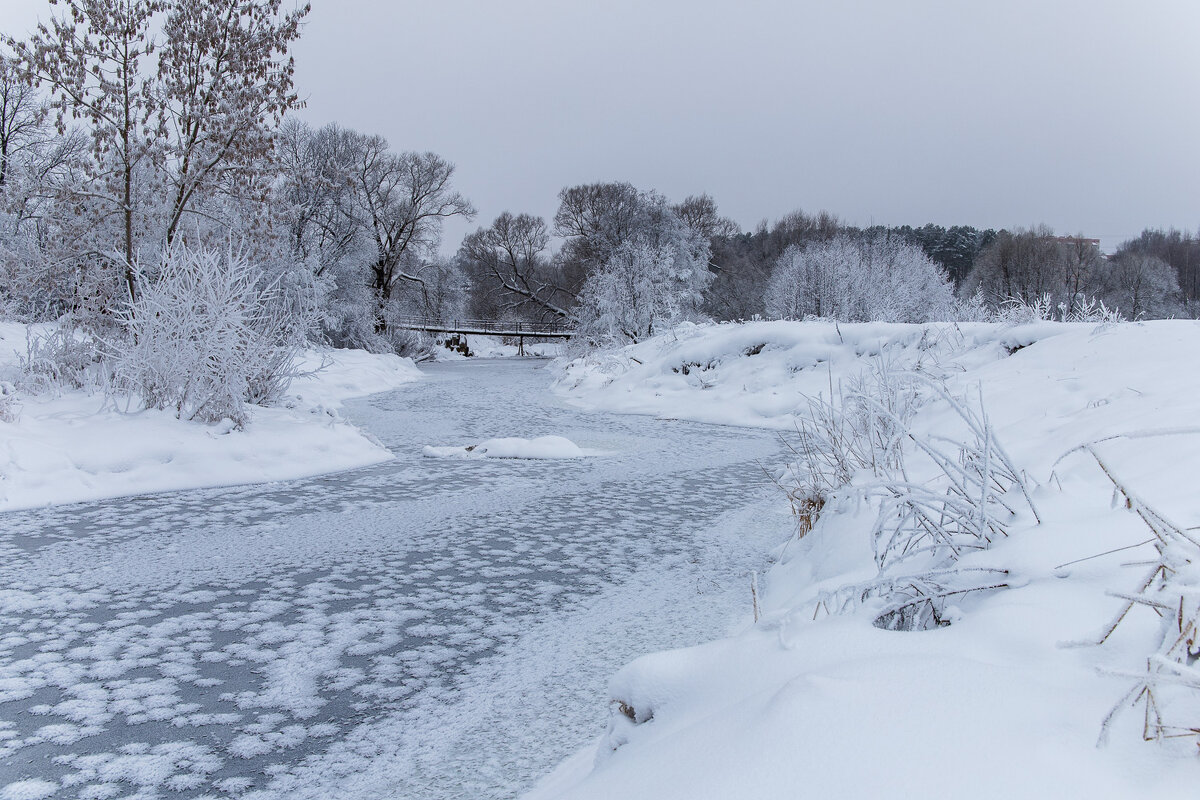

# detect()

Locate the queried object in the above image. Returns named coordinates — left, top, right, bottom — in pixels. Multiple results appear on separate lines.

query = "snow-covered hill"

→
left=0, top=322, right=421, bottom=511
left=535, top=319, right=1200, bottom=799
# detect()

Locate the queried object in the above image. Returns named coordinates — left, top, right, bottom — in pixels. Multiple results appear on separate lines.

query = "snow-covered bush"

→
left=764, top=233, right=957, bottom=323
left=109, top=246, right=310, bottom=426
left=17, top=323, right=100, bottom=394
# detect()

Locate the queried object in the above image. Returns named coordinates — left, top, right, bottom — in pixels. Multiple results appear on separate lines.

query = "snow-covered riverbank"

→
left=0, top=322, right=421, bottom=512
left=534, top=319, right=1200, bottom=799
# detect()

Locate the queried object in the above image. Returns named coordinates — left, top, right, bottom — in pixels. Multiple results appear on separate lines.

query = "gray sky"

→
left=4, top=0, right=1199, bottom=252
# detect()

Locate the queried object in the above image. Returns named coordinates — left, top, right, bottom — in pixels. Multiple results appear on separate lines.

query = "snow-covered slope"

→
left=0, top=323, right=421, bottom=511
left=534, top=320, right=1200, bottom=799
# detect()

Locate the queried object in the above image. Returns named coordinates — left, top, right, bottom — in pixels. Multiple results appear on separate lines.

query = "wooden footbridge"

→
left=391, top=317, right=574, bottom=354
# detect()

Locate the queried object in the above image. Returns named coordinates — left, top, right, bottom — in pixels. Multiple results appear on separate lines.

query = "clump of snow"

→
left=0, top=322, right=422, bottom=511
left=530, top=319, right=1200, bottom=800
left=0, top=780, right=58, bottom=800
left=423, top=435, right=587, bottom=460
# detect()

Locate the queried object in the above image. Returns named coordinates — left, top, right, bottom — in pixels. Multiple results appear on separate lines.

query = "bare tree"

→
left=553, top=181, right=643, bottom=283
left=459, top=212, right=571, bottom=319
left=961, top=226, right=1065, bottom=307
left=1100, top=251, right=1180, bottom=319
left=155, top=0, right=308, bottom=248
left=672, top=193, right=738, bottom=240
left=9, top=0, right=163, bottom=301
left=344, top=134, right=473, bottom=331
left=0, top=55, right=45, bottom=189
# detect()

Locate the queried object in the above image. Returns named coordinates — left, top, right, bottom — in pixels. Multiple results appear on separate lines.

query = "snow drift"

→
left=532, top=319, right=1200, bottom=800
left=0, top=322, right=422, bottom=511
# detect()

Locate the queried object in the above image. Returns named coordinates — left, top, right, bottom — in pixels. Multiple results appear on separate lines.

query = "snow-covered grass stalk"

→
left=779, top=354, right=922, bottom=534
left=788, top=362, right=1038, bottom=630
left=868, top=379, right=1040, bottom=572
left=109, top=245, right=311, bottom=427
left=1068, top=446, right=1200, bottom=748
left=993, top=293, right=1124, bottom=325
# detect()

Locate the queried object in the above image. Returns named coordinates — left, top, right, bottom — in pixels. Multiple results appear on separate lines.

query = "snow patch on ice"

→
left=423, top=435, right=589, bottom=460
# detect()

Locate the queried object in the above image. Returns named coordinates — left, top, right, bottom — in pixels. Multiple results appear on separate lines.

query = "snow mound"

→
left=0, top=322, right=423, bottom=511
left=530, top=319, right=1200, bottom=800
left=552, top=319, right=1070, bottom=428
left=423, top=435, right=587, bottom=460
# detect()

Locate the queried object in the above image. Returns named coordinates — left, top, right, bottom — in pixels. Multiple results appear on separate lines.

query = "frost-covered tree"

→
left=0, top=54, right=45, bottom=190
left=553, top=181, right=645, bottom=277
left=1099, top=251, right=1180, bottom=320
left=272, top=121, right=472, bottom=351
left=571, top=206, right=713, bottom=346
left=1117, top=227, right=1200, bottom=308
left=7, top=0, right=309, bottom=307
left=764, top=233, right=956, bottom=322
left=275, top=120, right=361, bottom=282
left=704, top=208, right=844, bottom=320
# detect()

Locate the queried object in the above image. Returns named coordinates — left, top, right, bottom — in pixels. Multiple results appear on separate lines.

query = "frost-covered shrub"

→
left=992, top=294, right=1055, bottom=325
left=1060, top=296, right=1122, bottom=324
left=764, top=233, right=957, bottom=323
left=110, top=246, right=309, bottom=426
left=991, top=293, right=1123, bottom=325
left=17, top=323, right=101, bottom=394
left=0, top=381, right=19, bottom=422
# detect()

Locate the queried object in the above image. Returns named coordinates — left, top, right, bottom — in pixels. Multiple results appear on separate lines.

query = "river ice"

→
left=0, top=359, right=791, bottom=800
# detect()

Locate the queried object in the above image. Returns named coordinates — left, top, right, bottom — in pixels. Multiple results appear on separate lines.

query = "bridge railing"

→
left=390, top=317, right=575, bottom=337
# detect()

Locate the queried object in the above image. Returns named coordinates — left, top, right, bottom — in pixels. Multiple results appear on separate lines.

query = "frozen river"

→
left=0, top=359, right=788, bottom=800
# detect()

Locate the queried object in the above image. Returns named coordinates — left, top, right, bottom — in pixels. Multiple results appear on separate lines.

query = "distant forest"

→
left=0, top=0, right=1196, bottom=363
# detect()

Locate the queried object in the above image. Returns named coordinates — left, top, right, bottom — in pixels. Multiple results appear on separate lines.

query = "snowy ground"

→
left=433, top=334, right=564, bottom=360
left=533, top=320, right=1200, bottom=799
left=0, top=322, right=421, bottom=512
left=0, top=359, right=792, bottom=799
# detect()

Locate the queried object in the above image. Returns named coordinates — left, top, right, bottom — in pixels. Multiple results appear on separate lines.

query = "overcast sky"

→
left=4, top=0, right=1198, bottom=252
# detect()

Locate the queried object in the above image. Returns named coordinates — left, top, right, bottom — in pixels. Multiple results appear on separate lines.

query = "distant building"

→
left=1047, top=236, right=1101, bottom=248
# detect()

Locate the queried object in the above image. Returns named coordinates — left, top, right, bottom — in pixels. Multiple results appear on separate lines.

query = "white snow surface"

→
left=433, top=334, right=564, bottom=360
left=0, top=358, right=791, bottom=800
left=533, top=319, right=1200, bottom=799
left=0, top=322, right=421, bottom=511
left=423, top=435, right=588, bottom=460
